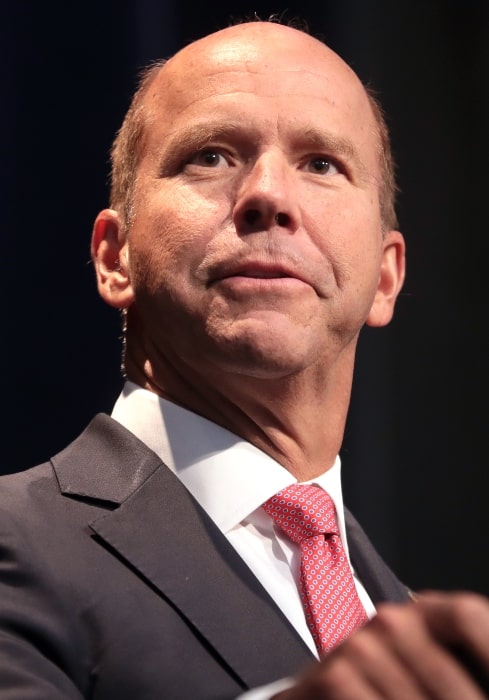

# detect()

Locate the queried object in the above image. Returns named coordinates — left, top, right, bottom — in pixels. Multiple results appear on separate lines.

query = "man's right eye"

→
left=187, top=149, right=229, bottom=168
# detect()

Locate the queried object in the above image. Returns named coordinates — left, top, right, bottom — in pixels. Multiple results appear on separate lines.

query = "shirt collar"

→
left=111, top=381, right=347, bottom=540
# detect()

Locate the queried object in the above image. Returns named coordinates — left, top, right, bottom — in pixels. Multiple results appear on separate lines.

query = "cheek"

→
left=128, top=182, right=233, bottom=298
left=304, top=194, right=383, bottom=289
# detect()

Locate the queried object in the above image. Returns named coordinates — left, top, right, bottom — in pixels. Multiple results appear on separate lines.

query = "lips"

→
left=209, top=261, right=307, bottom=285
left=229, top=267, right=292, bottom=279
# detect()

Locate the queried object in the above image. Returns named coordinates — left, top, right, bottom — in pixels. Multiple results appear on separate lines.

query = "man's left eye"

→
left=306, top=158, right=340, bottom=175
left=188, top=149, right=229, bottom=168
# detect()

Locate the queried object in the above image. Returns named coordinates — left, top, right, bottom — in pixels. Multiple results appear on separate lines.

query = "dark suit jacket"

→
left=0, top=414, right=409, bottom=699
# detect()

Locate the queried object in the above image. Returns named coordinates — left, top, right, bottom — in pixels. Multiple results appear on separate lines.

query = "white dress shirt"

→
left=111, top=381, right=376, bottom=698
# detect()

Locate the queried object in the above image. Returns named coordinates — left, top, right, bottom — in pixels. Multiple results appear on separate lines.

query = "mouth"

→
left=230, top=268, right=292, bottom=279
left=209, top=262, right=307, bottom=286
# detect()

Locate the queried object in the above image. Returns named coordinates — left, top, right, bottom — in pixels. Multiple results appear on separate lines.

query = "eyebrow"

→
left=157, top=119, right=371, bottom=182
left=297, top=127, right=371, bottom=182
left=157, top=121, right=245, bottom=170
left=299, top=128, right=356, bottom=160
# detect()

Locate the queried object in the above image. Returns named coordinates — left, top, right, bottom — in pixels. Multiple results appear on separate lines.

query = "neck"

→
left=125, top=339, right=357, bottom=481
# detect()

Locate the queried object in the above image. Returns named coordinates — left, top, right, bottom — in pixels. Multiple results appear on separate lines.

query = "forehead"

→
left=141, top=24, right=379, bottom=167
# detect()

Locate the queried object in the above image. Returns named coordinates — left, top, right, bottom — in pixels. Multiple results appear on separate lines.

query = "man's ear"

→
left=366, top=230, right=406, bottom=327
left=91, top=209, right=134, bottom=309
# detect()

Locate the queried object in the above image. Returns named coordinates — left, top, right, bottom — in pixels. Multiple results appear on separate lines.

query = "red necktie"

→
left=262, top=484, right=368, bottom=656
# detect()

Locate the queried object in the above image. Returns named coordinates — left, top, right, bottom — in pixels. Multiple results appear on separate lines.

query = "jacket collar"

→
left=51, top=414, right=314, bottom=689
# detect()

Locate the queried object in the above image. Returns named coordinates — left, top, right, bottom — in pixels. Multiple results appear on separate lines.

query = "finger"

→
left=338, top=625, right=428, bottom=699
left=371, top=601, right=487, bottom=700
left=291, top=651, right=383, bottom=700
left=415, top=591, right=489, bottom=694
left=416, top=590, right=489, bottom=667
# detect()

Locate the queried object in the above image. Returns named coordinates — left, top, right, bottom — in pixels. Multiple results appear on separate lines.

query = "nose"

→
left=232, top=151, right=302, bottom=234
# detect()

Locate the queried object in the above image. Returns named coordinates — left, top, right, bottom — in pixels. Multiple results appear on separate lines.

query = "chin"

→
left=208, top=327, right=318, bottom=380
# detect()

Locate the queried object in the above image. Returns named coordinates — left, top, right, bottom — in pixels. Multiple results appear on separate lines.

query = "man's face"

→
left=122, top=23, right=403, bottom=380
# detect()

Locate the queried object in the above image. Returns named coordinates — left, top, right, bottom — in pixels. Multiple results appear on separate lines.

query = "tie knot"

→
left=262, top=484, right=339, bottom=544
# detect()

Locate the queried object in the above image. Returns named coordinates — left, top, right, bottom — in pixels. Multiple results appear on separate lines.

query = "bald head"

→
left=164, top=21, right=357, bottom=82
left=110, top=21, right=397, bottom=231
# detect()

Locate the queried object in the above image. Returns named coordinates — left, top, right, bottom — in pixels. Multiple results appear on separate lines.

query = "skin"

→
left=92, top=21, right=405, bottom=479
left=91, top=22, right=489, bottom=699
left=276, top=592, right=489, bottom=700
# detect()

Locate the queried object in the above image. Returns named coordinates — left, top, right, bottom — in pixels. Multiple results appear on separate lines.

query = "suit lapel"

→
left=52, top=414, right=408, bottom=690
left=91, top=464, right=313, bottom=687
left=52, top=415, right=313, bottom=689
left=52, top=413, right=162, bottom=503
left=345, top=508, right=410, bottom=605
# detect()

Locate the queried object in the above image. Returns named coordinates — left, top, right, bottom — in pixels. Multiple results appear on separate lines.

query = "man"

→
left=1, top=19, right=488, bottom=700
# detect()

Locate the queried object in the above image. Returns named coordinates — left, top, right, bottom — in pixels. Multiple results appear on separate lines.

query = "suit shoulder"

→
left=0, top=461, right=57, bottom=509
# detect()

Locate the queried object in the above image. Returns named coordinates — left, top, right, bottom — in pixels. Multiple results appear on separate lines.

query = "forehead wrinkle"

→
left=154, top=65, right=343, bottom=111
left=144, top=78, right=379, bottom=180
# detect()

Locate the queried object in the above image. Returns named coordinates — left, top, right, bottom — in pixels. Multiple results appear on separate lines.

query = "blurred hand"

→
left=274, top=591, right=489, bottom=699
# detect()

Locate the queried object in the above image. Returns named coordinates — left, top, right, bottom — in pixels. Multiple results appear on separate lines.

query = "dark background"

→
left=2, top=1, right=488, bottom=595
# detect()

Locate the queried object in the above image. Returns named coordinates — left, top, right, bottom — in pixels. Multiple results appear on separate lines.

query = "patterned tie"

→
left=262, top=484, right=368, bottom=656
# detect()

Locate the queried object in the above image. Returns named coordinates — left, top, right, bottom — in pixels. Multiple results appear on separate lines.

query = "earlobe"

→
left=366, top=230, right=406, bottom=328
left=91, top=209, right=135, bottom=309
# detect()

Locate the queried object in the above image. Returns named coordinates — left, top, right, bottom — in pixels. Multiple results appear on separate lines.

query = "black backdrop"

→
left=2, top=1, right=488, bottom=595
